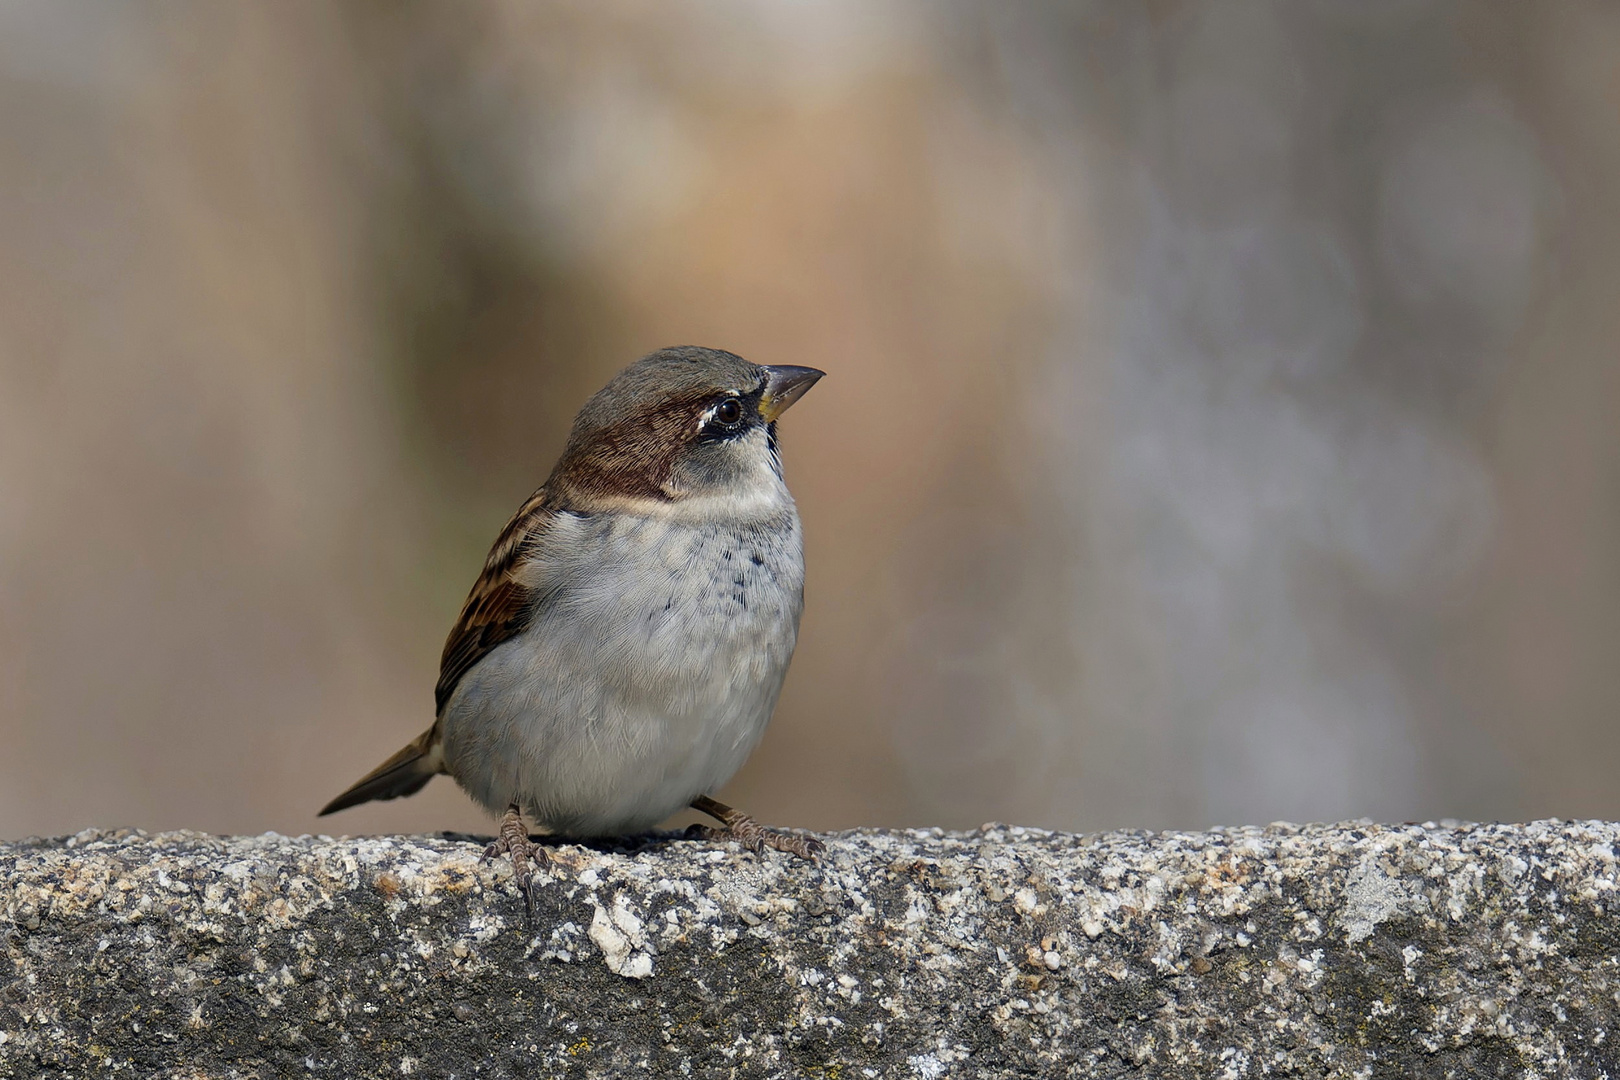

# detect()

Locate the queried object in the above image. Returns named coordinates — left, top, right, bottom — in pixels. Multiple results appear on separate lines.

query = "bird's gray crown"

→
left=569, top=346, right=763, bottom=441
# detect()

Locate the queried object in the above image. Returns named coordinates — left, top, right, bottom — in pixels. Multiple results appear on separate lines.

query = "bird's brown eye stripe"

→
left=716, top=397, right=743, bottom=425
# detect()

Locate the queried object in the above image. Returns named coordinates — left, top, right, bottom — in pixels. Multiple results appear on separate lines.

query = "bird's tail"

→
left=318, top=724, right=446, bottom=816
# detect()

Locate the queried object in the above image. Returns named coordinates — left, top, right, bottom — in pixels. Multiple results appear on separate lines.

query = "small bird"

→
left=320, top=347, right=825, bottom=890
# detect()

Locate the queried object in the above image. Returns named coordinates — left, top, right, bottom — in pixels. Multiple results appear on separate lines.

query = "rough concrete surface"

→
left=3, top=821, right=1619, bottom=1078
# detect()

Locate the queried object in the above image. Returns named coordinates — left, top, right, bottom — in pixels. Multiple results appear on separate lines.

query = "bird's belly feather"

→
left=439, top=510, right=803, bottom=835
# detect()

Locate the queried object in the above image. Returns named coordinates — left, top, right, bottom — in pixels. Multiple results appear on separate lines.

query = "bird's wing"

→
left=435, top=485, right=554, bottom=715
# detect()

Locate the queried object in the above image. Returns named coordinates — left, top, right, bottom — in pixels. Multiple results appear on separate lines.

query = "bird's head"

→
left=550, top=346, right=824, bottom=520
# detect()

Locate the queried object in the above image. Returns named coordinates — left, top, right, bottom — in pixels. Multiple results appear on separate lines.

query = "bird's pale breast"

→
left=438, top=504, right=804, bottom=835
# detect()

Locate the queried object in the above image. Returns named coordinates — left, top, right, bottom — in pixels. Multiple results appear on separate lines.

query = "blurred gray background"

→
left=2, top=1, right=1617, bottom=840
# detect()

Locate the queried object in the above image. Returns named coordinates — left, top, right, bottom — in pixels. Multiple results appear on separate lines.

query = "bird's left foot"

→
left=483, top=802, right=548, bottom=919
left=688, top=794, right=825, bottom=860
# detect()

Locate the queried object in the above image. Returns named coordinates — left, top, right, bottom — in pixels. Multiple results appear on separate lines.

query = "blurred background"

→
left=2, top=1, right=1618, bottom=840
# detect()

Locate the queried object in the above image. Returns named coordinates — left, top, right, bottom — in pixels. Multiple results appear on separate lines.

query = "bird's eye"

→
left=715, top=397, right=743, bottom=425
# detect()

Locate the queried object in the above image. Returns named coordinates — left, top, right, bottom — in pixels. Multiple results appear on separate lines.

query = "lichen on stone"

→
left=2, top=820, right=1618, bottom=1077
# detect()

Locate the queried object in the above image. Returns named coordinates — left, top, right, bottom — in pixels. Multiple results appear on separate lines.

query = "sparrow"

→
left=319, top=346, right=826, bottom=894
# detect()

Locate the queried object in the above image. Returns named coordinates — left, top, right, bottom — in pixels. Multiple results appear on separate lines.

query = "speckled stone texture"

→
left=3, top=822, right=1619, bottom=1078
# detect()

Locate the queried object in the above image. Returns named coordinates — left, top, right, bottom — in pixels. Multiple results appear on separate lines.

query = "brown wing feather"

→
left=434, top=486, right=554, bottom=714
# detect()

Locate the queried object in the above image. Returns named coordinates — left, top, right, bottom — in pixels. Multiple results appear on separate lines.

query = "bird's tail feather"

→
left=318, top=724, right=446, bottom=816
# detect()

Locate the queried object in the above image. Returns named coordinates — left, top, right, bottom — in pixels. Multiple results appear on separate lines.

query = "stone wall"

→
left=3, top=821, right=1618, bottom=1077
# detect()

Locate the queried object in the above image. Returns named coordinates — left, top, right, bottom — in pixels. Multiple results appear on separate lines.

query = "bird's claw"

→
left=685, top=820, right=825, bottom=861
left=484, top=803, right=547, bottom=922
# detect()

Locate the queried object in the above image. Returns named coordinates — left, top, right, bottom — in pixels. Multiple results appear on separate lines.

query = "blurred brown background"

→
left=2, top=1, right=1618, bottom=839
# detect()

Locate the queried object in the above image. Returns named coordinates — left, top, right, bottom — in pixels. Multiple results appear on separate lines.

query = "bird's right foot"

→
left=689, top=794, right=825, bottom=860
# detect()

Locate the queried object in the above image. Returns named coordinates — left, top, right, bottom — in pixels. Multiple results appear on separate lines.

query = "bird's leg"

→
left=687, top=794, right=825, bottom=860
left=483, top=802, right=548, bottom=919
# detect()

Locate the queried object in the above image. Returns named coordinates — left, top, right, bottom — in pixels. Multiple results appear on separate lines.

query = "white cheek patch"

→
left=605, top=428, right=790, bottom=524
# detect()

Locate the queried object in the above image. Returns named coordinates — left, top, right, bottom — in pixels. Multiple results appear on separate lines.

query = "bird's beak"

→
left=759, top=365, right=825, bottom=422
